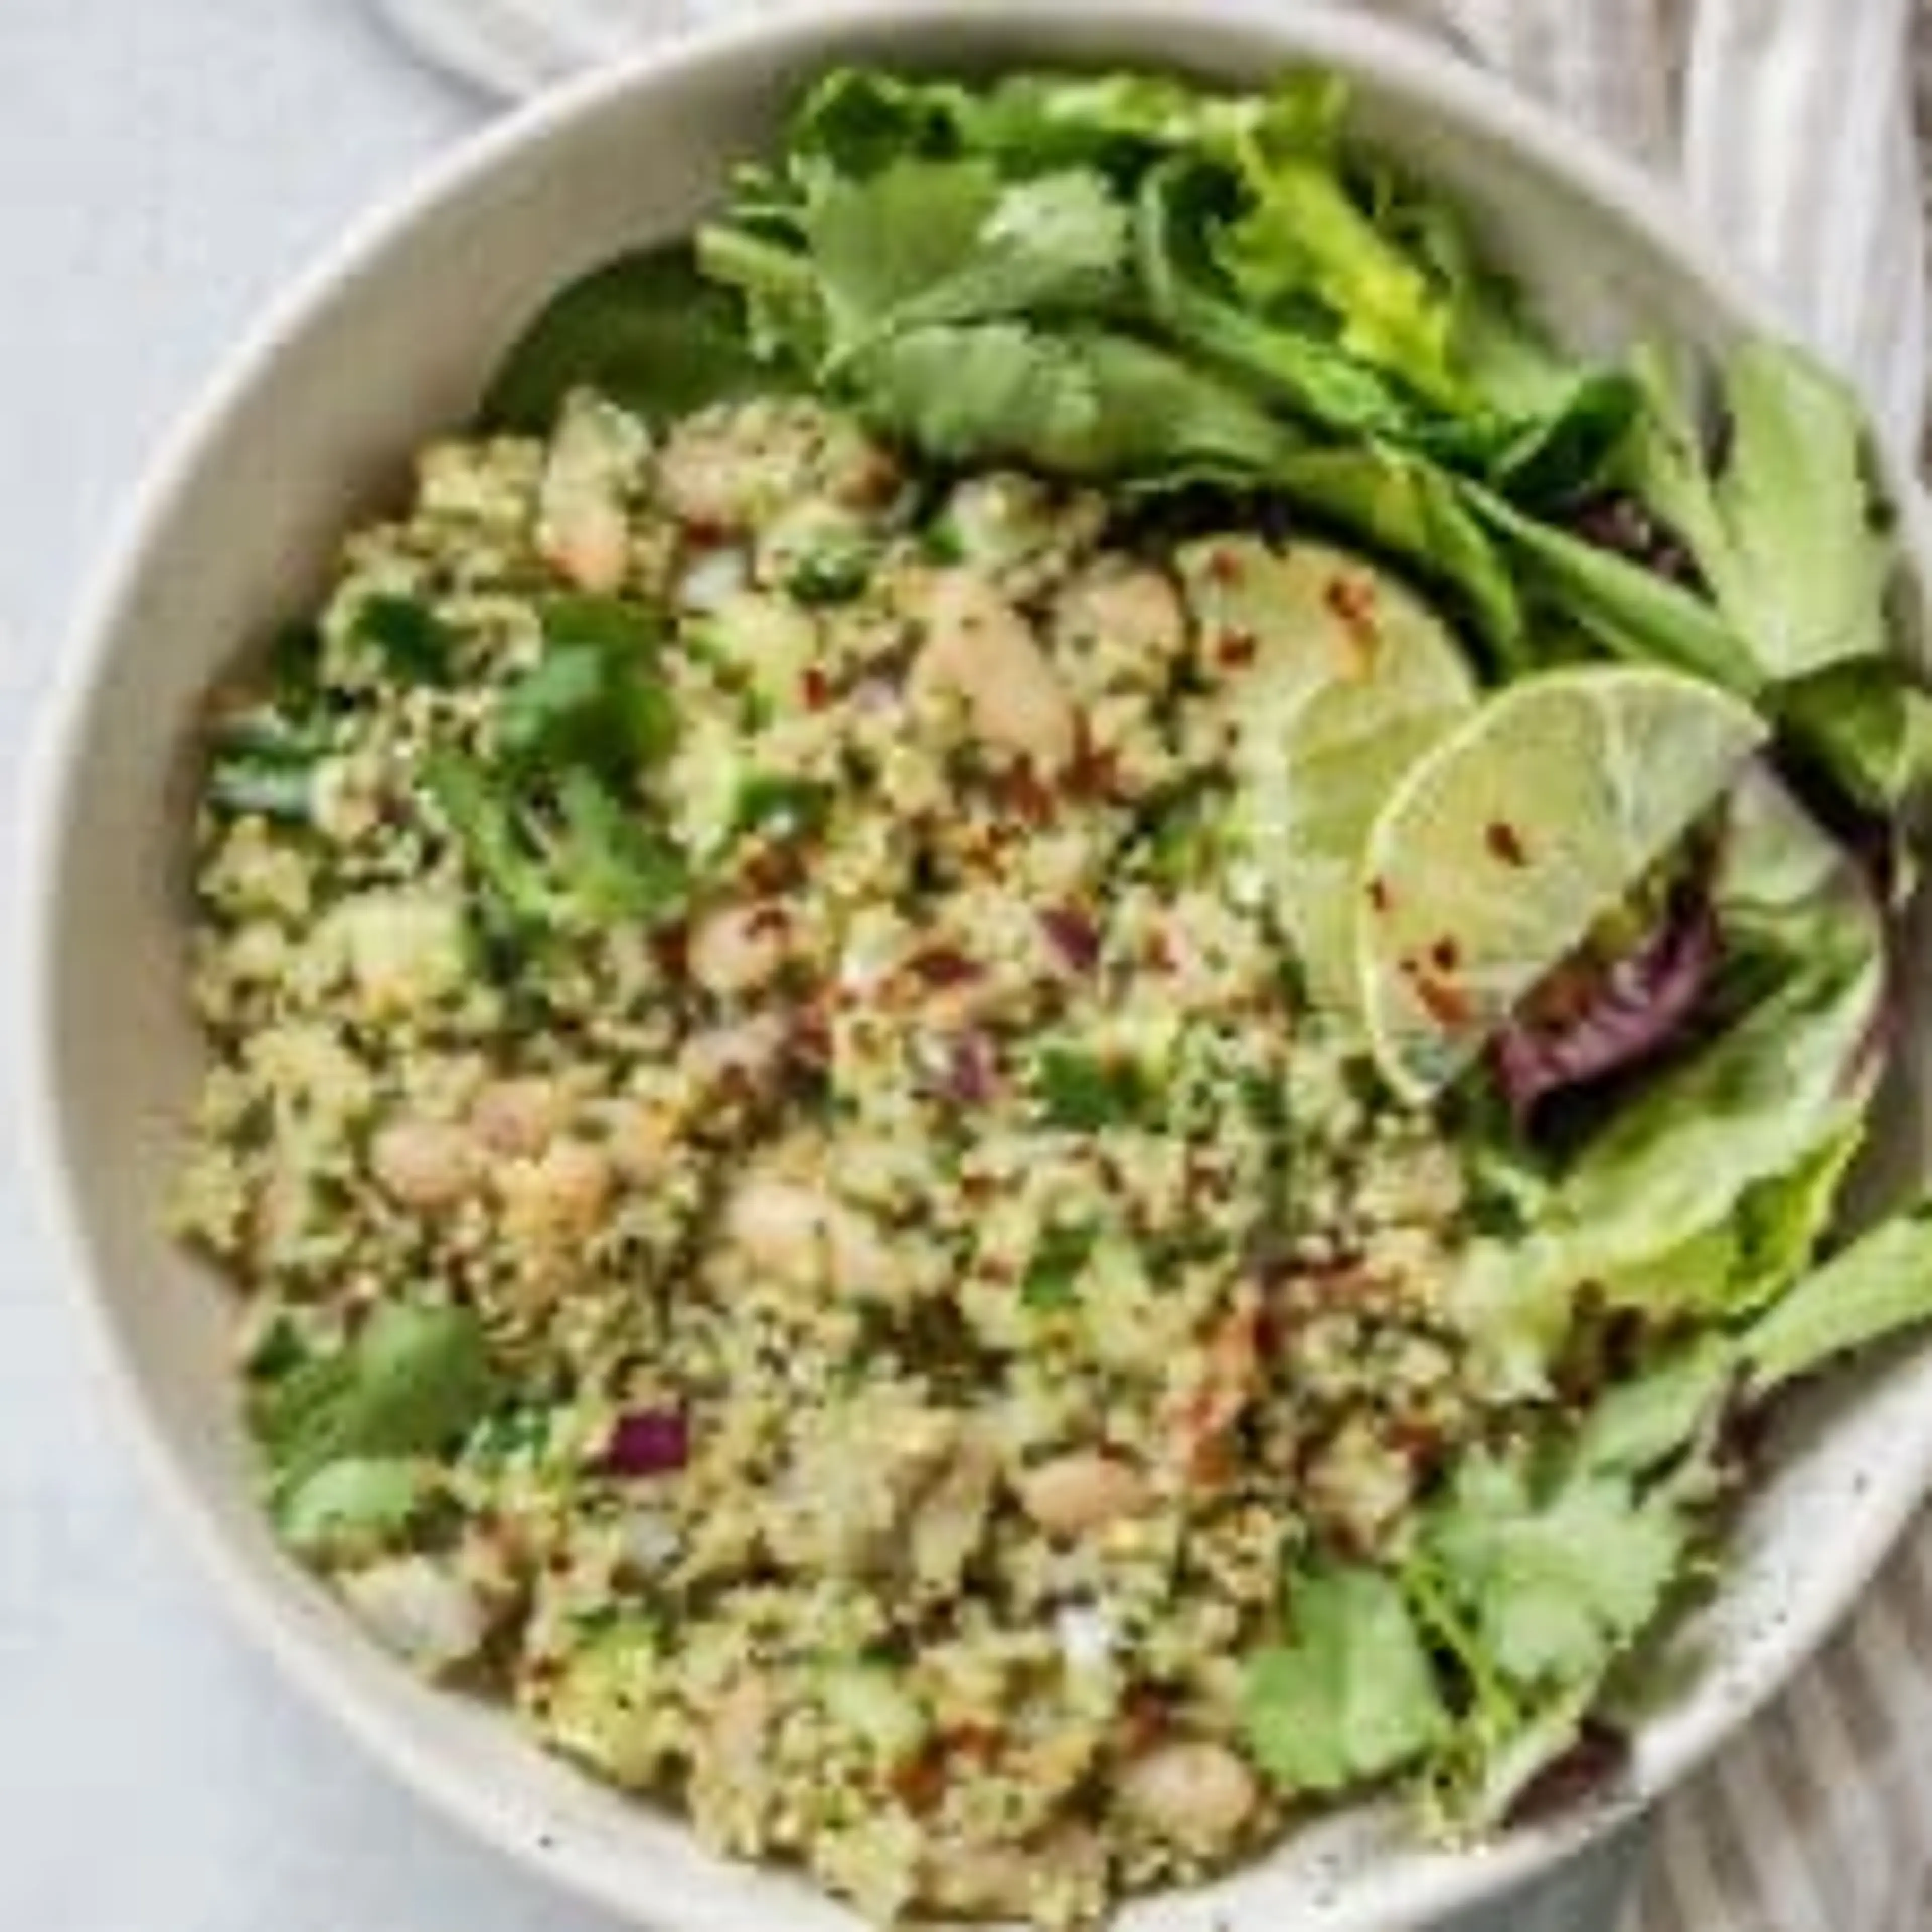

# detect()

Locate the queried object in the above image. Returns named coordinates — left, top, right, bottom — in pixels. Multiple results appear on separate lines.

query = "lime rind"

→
left=1181, top=537, right=1478, bottom=1007
left=1355, top=665, right=1769, bottom=1101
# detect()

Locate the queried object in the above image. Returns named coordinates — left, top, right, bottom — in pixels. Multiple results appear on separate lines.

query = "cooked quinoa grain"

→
left=175, top=388, right=1505, bottom=1926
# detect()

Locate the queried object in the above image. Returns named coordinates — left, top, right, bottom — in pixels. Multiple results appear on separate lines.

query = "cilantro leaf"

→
left=1242, top=1562, right=1448, bottom=1793
left=552, top=767, right=688, bottom=923
left=1421, top=1453, right=1686, bottom=1691
left=1021, top=1222, right=1097, bottom=1310
left=497, top=595, right=672, bottom=781
left=205, top=705, right=331, bottom=823
left=426, top=750, right=687, bottom=940
left=727, top=773, right=830, bottom=842
left=351, top=593, right=453, bottom=686
left=249, top=1302, right=500, bottom=1497
left=1033, top=1046, right=1154, bottom=1129
left=852, top=320, right=1298, bottom=479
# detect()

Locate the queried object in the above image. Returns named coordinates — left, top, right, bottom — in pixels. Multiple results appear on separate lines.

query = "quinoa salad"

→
left=173, top=65, right=1932, bottom=1930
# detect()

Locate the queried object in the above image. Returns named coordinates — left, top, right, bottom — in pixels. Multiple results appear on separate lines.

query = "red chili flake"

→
left=1429, top=936, right=1461, bottom=972
left=1251, top=1305, right=1283, bottom=1357
left=1486, top=820, right=1530, bottom=867
left=909, top=946, right=981, bottom=990
left=743, top=847, right=800, bottom=896
left=1119, top=1691, right=1171, bottom=1753
left=889, top=1748, right=946, bottom=1814
left=1366, top=876, right=1392, bottom=913
left=945, top=1723, right=1003, bottom=1767
left=1386, top=1415, right=1444, bottom=1463
left=1039, top=906, right=1101, bottom=972
left=1323, top=572, right=1381, bottom=671
left=1415, top=974, right=1474, bottom=1029
left=1205, top=544, right=1245, bottom=586
left=1066, top=733, right=1123, bottom=801
left=800, top=666, right=832, bottom=711
left=787, top=1005, right=832, bottom=1073
left=652, top=924, right=691, bottom=980
left=997, top=766, right=1057, bottom=826
left=1215, top=629, right=1259, bottom=670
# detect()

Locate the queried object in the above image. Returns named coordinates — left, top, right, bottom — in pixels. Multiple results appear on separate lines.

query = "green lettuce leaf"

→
left=1570, top=1340, right=1736, bottom=1480
left=956, top=67, right=1330, bottom=176
left=1771, top=658, right=1932, bottom=817
left=1266, top=443, right=1525, bottom=660
left=1628, top=341, right=1893, bottom=681
left=1743, top=1200, right=1932, bottom=1391
left=1467, top=483, right=1763, bottom=694
left=1450, top=771, right=1883, bottom=1386
left=1136, top=158, right=1437, bottom=445
left=479, top=244, right=786, bottom=433
left=1242, top=1561, right=1448, bottom=1793
left=1215, top=101, right=1462, bottom=409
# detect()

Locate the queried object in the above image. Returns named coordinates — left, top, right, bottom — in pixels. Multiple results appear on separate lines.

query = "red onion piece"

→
left=601, top=1408, right=691, bottom=1478
left=1494, top=895, right=1718, bottom=1117
left=946, top=1030, right=1000, bottom=1104
left=1039, top=906, right=1101, bottom=972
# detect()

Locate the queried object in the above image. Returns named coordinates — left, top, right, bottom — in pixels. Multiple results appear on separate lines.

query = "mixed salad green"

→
left=225, top=63, right=1932, bottom=1878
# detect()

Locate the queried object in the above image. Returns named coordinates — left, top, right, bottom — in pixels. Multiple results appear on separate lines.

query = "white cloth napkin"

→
left=371, top=4, right=1932, bottom=1929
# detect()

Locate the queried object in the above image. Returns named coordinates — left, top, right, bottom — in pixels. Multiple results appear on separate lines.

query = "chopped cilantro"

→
left=1034, top=1046, right=1155, bottom=1129
left=1021, top=1222, right=1097, bottom=1309
left=352, top=592, right=454, bottom=685
left=729, top=773, right=831, bottom=842
left=248, top=1301, right=501, bottom=1498
left=787, top=541, right=874, bottom=606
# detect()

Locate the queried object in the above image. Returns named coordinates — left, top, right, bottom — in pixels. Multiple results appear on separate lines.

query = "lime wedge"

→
left=1355, top=665, right=1768, bottom=1101
left=1178, top=537, right=1477, bottom=1005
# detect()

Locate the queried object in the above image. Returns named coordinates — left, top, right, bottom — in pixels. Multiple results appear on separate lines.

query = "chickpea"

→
left=1015, top=1452, right=1150, bottom=1538
left=688, top=901, right=789, bottom=1000
left=469, top=1076, right=564, bottom=1158
left=724, top=1174, right=901, bottom=1298
left=498, top=1138, right=612, bottom=1247
left=537, top=392, right=645, bottom=592
left=369, top=1118, right=475, bottom=1210
left=1056, top=561, right=1187, bottom=662
left=910, top=569, right=1077, bottom=772
left=1118, top=1741, right=1258, bottom=1850
left=540, top=500, right=628, bottom=594
left=922, top=1829, right=1103, bottom=1917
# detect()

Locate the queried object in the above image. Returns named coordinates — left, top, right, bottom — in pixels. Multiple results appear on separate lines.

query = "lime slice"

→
left=1179, top=537, right=1478, bottom=1005
left=1356, top=665, right=1768, bottom=1101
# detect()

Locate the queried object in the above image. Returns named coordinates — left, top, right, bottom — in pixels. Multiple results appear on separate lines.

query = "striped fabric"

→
left=370, top=2, right=1932, bottom=1926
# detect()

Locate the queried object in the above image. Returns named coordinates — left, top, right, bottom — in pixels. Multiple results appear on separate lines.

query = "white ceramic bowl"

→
left=23, top=5, right=1932, bottom=1929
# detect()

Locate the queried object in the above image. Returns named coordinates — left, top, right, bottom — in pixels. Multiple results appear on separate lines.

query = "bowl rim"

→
left=20, top=2, right=1932, bottom=1928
